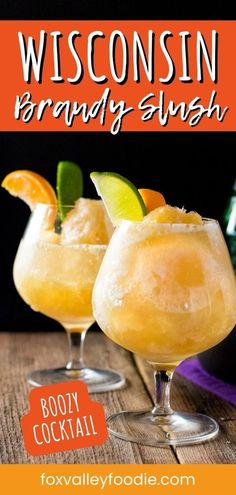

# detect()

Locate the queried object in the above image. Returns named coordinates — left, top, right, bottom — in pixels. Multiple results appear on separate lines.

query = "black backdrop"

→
left=0, top=1, right=235, bottom=331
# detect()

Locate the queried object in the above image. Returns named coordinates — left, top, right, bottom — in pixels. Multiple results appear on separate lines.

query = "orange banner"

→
left=0, top=464, right=235, bottom=495
left=0, top=20, right=235, bottom=132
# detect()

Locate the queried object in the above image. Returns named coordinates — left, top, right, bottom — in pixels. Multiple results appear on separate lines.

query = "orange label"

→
left=21, top=381, right=108, bottom=456
left=0, top=20, right=235, bottom=132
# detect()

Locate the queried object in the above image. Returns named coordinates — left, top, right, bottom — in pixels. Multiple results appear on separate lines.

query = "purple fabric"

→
left=177, top=358, right=236, bottom=406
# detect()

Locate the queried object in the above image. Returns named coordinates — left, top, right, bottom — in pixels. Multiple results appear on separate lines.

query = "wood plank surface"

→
left=0, top=331, right=177, bottom=464
left=0, top=331, right=235, bottom=464
left=134, top=356, right=236, bottom=464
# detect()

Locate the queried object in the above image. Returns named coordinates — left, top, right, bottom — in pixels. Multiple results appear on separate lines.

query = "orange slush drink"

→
left=93, top=207, right=236, bottom=366
left=13, top=199, right=111, bottom=333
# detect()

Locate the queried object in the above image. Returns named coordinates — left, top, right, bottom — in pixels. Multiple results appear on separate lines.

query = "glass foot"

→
left=107, top=410, right=219, bottom=446
left=27, top=366, right=125, bottom=393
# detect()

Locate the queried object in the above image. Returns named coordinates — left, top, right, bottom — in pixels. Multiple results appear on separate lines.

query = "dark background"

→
left=0, top=1, right=235, bottom=331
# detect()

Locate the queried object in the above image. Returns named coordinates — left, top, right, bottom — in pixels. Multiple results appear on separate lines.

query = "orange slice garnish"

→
left=1, top=170, right=57, bottom=210
left=138, top=188, right=166, bottom=212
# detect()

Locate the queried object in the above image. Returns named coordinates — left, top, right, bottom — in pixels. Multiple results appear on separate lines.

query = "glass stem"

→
left=66, top=330, right=87, bottom=370
left=152, top=370, right=174, bottom=416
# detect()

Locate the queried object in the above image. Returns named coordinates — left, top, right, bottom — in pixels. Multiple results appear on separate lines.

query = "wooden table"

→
left=0, top=331, right=235, bottom=464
